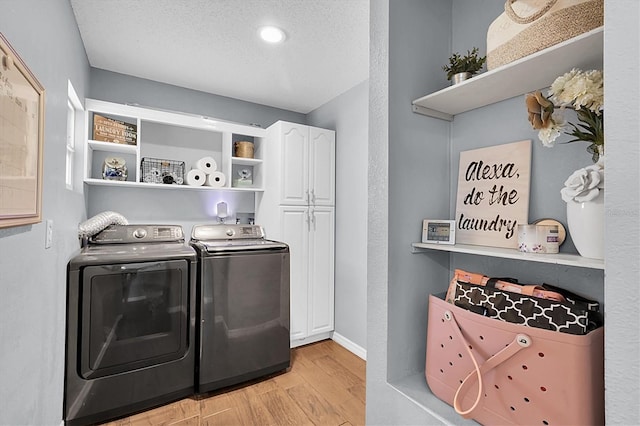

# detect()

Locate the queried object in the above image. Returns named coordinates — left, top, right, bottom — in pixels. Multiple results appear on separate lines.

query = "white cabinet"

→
left=83, top=99, right=266, bottom=191
left=281, top=206, right=309, bottom=341
left=257, top=121, right=336, bottom=347
left=277, top=121, right=335, bottom=206
left=281, top=205, right=335, bottom=341
left=306, top=207, right=335, bottom=335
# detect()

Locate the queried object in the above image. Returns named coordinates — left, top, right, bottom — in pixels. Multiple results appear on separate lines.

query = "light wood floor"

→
left=103, top=339, right=366, bottom=426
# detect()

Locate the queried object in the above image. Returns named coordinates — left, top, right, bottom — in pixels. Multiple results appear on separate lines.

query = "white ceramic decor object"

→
left=566, top=191, right=604, bottom=259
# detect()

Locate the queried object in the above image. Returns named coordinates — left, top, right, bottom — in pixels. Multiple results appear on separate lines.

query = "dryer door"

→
left=79, top=259, right=190, bottom=379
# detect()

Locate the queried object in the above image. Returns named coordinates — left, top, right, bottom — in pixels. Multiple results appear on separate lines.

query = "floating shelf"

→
left=84, top=99, right=267, bottom=193
left=88, top=140, right=137, bottom=154
left=84, top=178, right=263, bottom=192
left=231, top=157, right=263, bottom=166
left=412, top=27, right=603, bottom=121
left=411, top=242, right=604, bottom=270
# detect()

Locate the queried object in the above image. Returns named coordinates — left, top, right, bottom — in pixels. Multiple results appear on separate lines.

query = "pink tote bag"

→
left=425, top=293, right=604, bottom=425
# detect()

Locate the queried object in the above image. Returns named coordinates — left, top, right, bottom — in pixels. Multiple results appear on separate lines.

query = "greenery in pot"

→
left=442, top=47, right=487, bottom=80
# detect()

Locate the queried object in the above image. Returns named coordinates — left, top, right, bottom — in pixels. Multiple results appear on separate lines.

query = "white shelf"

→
left=389, top=373, right=477, bottom=425
left=231, top=157, right=263, bottom=166
left=84, top=178, right=263, bottom=192
left=84, top=99, right=266, bottom=193
left=411, top=242, right=604, bottom=270
left=412, top=27, right=603, bottom=121
left=88, top=140, right=137, bottom=154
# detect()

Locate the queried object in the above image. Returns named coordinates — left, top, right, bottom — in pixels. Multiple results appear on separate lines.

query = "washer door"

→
left=79, top=259, right=190, bottom=379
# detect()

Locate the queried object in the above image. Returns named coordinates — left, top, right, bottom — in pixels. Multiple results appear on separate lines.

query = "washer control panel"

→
left=191, top=224, right=265, bottom=241
left=90, top=225, right=184, bottom=244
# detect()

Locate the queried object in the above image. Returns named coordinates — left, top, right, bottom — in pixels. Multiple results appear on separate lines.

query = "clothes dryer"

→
left=65, top=225, right=196, bottom=426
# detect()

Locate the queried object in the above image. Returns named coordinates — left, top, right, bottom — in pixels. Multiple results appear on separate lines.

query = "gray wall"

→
left=368, top=0, right=639, bottom=425
left=308, top=79, right=369, bottom=354
left=90, top=68, right=306, bottom=130
left=90, top=70, right=372, bottom=358
left=0, top=0, right=90, bottom=424
left=368, top=1, right=455, bottom=424
left=0, top=4, right=345, bottom=425
left=86, top=69, right=308, bottom=233
left=603, top=1, right=640, bottom=422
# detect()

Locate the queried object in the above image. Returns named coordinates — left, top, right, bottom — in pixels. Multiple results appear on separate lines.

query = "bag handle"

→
left=504, top=0, right=559, bottom=24
left=485, top=277, right=566, bottom=301
left=443, top=309, right=532, bottom=418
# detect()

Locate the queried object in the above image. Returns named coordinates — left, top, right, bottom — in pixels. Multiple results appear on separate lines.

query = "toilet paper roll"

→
left=185, top=169, right=206, bottom=186
left=143, top=173, right=161, bottom=184
left=143, top=167, right=162, bottom=183
left=194, top=157, right=217, bottom=174
left=205, top=171, right=226, bottom=188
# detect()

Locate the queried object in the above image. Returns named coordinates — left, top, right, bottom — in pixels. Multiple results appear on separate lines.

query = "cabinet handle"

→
left=311, top=189, right=316, bottom=204
left=306, top=190, right=310, bottom=204
left=310, top=208, right=316, bottom=231
left=306, top=209, right=311, bottom=232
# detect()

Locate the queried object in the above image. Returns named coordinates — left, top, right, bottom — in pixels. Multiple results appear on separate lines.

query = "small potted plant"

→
left=442, top=47, right=487, bottom=84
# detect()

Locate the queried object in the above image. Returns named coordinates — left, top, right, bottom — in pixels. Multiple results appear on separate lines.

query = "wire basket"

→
left=140, top=157, right=185, bottom=185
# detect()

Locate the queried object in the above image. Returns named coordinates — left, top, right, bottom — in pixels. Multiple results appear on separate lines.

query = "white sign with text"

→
left=455, top=140, right=531, bottom=249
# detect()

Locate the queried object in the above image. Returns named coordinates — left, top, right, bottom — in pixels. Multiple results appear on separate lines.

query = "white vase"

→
left=566, top=190, right=604, bottom=259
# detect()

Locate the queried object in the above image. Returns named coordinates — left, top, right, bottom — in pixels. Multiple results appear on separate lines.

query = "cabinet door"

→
left=280, top=123, right=309, bottom=205
left=280, top=206, right=310, bottom=341
left=307, top=207, right=335, bottom=335
left=309, top=127, right=336, bottom=206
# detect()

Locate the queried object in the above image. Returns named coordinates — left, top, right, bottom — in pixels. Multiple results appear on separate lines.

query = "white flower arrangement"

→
left=560, top=160, right=604, bottom=203
left=526, top=69, right=604, bottom=163
left=550, top=69, right=604, bottom=112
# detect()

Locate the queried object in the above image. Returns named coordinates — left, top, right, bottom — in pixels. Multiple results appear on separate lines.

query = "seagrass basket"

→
left=234, top=141, right=254, bottom=158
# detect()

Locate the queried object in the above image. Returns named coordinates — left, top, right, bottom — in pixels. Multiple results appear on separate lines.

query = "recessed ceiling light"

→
left=259, top=26, right=286, bottom=44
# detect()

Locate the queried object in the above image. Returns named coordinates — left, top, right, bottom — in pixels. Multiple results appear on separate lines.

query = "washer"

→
left=65, top=225, right=196, bottom=426
left=190, top=224, right=290, bottom=394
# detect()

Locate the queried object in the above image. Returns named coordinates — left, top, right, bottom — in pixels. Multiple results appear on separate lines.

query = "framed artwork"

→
left=0, top=33, right=45, bottom=228
left=454, top=140, right=531, bottom=249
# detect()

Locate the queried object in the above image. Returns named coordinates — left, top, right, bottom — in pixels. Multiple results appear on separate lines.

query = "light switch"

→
left=45, top=219, right=53, bottom=249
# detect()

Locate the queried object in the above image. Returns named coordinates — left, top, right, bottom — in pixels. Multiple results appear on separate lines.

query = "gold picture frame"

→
left=0, top=33, right=45, bottom=228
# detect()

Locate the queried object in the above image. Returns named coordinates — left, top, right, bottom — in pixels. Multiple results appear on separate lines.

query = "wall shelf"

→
left=411, top=242, right=604, bottom=270
left=412, top=27, right=603, bottom=121
left=84, top=99, right=266, bottom=192
left=84, top=178, right=263, bottom=192
left=231, top=157, right=262, bottom=166
left=88, top=140, right=137, bottom=154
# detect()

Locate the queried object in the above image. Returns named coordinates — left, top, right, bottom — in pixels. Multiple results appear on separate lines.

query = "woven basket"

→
left=234, top=141, right=254, bottom=159
left=487, top=0, right=603, bottom=70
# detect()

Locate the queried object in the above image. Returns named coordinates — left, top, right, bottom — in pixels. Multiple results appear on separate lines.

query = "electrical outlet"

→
left=45, top=219, right=53, bottom=249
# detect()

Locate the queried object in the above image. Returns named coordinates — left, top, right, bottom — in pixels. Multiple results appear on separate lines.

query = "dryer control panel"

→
left=89, top=225, right=184, bottom=244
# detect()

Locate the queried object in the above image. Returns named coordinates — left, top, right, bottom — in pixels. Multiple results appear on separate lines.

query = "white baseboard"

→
left=290, top=331, right=332, bottom=348
left=331, top=332, right=367, bottom=360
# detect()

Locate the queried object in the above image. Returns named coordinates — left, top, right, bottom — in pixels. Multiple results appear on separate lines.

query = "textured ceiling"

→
left=70, top=0, right=369, bottom=114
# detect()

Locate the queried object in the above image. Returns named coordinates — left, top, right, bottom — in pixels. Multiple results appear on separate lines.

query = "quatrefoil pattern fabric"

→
left=454, top=281, right=592, bottom=335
